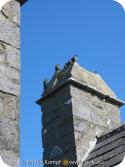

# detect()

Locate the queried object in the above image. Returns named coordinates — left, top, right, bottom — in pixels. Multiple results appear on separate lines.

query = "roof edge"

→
left=97, top=124, right=125, bottom=143
left=36, top=78, right=125, bottom=107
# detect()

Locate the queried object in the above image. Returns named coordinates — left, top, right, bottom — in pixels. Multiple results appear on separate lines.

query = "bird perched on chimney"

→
left=43, top=79, right=49, bottom=90
left=55, top=64, right=61, bottom=72
left=71, top=55, right=78, bottom=63
left=64, top=55, right=77, bottom=70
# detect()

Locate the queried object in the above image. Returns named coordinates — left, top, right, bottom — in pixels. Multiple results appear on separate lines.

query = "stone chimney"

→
left=0, top=0, right=26, bottom=166
left=37, top=57, right=124, bottom=166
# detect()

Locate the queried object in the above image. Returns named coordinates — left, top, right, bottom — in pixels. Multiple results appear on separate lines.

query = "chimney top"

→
left=37, top=57, right=125, bottom=107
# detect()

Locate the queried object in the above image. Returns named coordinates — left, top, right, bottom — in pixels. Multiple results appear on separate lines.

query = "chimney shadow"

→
left=41, top=85, right=77, bottom=167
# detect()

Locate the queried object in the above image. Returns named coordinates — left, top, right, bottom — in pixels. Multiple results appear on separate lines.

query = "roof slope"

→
left=71, top=62, right=116, bottom=98
left=37, top=57, right=124, bottom=106
left=43, top=57, right=116, bottom=98
left=82, top=124, right=125, bottom=167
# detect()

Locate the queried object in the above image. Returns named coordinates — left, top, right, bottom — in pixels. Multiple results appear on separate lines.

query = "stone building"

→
left=0, top=0, right=26, bottom=166
left=37, top=57, right=125, bottom=167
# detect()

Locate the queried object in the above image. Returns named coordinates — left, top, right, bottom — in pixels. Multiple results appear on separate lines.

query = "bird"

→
left=114, top=0, right=125, bottom=12
left=55, top=64, right=61, bottom=72
left=0, top=0, right=10, bottom=11
left=43, top=79, right=49, bottom=89
left=71, top=55, right=78, bottom=63
left=0, top=156, right=12, bottom=167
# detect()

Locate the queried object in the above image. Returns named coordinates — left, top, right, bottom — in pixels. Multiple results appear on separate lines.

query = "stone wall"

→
left=38, top=57, right=123, bottom=166
left=42, top=85, right=77, bottom=164
left=41, top=83, right=121, bottom=166
left=0, top=1, right=20, bottom=166
left=71, top=85, right=121, bottom=164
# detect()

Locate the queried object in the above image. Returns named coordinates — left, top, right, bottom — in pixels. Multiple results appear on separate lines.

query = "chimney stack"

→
left=37, top=57, right=124, bottom=166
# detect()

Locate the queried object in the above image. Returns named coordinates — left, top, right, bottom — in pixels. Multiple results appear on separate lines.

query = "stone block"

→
left=71, top=86, right=121, bottom=133
left=0, top=118, right=19, bottom=153
left=0, top=150, right=19, bottom=167
left=0, top=42, right=6, bottom=63
left=1, top=0, right=20, bottom=26
left=0, top=137, right=7, bottom=150
left=0, top=64, right=20, bottom=96
left=0, top=16, right=20, bottom=49
left=0, top=42, right=20, bottom=70
left=0, top=92, right=19, bottom=121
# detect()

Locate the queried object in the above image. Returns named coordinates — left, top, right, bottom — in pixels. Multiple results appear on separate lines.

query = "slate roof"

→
left=82, top=124, right=125, bottom=167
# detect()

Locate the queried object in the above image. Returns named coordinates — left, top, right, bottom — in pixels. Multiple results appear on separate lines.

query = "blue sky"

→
left=21, top=0, right=125, bottom=166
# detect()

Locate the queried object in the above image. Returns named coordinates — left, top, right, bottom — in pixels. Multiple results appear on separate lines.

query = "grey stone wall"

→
left=71, top=85, right=121, bottom=164
left=0, top=1, right=20, bottom=166
left=41, top=83, right=121, bottom=166
left=42, top=85, right=77, bottom=164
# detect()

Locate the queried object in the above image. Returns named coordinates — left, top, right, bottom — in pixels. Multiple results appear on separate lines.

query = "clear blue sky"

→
left=21, top=0, right=125, bottom=166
